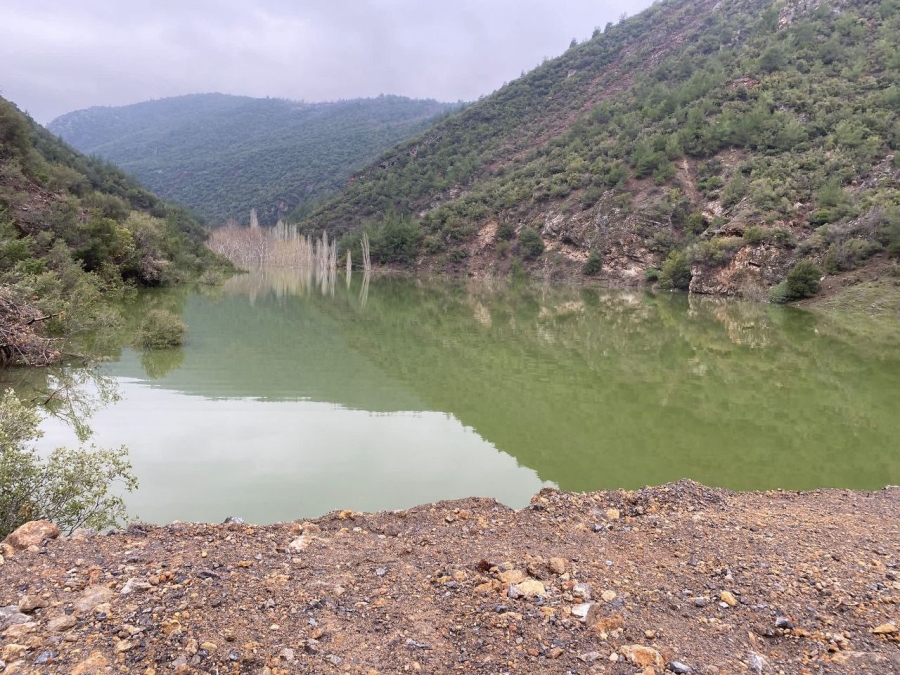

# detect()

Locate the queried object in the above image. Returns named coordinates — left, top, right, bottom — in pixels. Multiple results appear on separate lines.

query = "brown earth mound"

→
left=1, top=481, right=899, bottom=674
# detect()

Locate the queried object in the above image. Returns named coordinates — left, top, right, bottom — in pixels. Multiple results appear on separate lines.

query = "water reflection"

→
left=31, top=272, right=900, bottom=524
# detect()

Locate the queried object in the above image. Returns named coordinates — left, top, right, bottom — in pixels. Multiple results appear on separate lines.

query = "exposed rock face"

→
left=690, top=244, right=792, bottom=296
left=3, top=521, right=60, bottom=551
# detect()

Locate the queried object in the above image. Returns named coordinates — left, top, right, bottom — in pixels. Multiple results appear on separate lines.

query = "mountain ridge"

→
left=48, top=93, right=460, bottom=226
left=297, top=0, right=900, bottom=300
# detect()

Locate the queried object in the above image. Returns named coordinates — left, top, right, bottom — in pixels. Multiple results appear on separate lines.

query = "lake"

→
left=26, top=270, right=900, bottom=524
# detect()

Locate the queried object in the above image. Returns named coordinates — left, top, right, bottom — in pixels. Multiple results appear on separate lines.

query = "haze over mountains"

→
left=48, top=94, right=458, bottom=225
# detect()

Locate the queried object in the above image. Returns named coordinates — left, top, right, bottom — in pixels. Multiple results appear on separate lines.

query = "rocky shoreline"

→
left=1, top=481, right=898, bottom=674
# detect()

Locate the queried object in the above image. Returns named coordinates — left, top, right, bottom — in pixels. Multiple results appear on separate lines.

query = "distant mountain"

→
left=48, top=94, right=459, bottom=225
left=299, top=0, right=900, bottom=300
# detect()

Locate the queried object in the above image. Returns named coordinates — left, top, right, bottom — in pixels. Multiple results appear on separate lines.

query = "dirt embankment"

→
left=1, top=481, right=899, bottom=674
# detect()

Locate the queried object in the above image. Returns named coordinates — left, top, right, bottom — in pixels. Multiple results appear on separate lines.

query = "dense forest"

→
left=299, top=0, right=900, bottom=300
left=0, top=95, right=226, bottom=367
left=48, top=94, right=459, bottom=226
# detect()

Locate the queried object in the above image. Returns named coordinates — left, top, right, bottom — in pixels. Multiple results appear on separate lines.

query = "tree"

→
left=658, top=250, right=692, bottom=290
left=518, top=227, right=545, bottom=259
left=784, top=261, right=822, bottom=299
left=0, top=389, right=137, bottom=538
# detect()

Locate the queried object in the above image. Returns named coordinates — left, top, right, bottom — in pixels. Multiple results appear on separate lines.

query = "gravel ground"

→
left=1, top=480, right=899, bottom=674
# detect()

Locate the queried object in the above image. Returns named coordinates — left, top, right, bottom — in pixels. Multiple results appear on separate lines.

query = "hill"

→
left=300, top=0, right=900, bottom=301
left=0, top=95, right=225, bottom=366
left=48, top=94, right=459, bottom=226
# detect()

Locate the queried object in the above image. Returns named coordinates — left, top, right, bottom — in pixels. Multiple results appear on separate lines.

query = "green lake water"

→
left=26, top=270, right=900, bottom=524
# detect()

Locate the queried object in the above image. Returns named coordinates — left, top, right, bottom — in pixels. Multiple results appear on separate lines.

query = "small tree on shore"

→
left=0, top=389, right=137, bottom=538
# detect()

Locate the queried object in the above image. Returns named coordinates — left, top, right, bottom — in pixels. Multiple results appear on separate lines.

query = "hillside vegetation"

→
left=301, top=0, right=900, bottom=300
left=0, top=95, right=226, bottom=367
left=48, top=94, right=459, bottom=226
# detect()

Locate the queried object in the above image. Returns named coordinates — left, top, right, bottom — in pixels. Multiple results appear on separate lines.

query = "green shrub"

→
left=695, top=237, right=744, bottom=266
left=495, top=240, right=510, bottom=258
left=0, top=389, right=137, bottom=537
left=784, top=260, right=822, bottom=300
left=685, top=213, right=708, bottom=235
left=743, top=225, right=766, bottom=245
left=374, top=215, right=421, bottom=264
left=518, top=227, right=545, bottom=259
left=645, top=267, right=661, bottom=282
left=658, top=250, right=692, bottom=290
left=769, top=281, right=790, bottom=304
left=423, top=234, right=445, bottom=255
left=136, top=309, right=186, bottom=349
left=583, top=251, right=603, bottom=275
left=496, top=221, right=516, bottom=241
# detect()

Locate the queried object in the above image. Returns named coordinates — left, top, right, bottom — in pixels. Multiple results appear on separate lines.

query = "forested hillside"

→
left=303, top=0, right=900, bottom=300
left=0, top=95, right=225, bottom=366
left=48, top=94, right=458, bottom=226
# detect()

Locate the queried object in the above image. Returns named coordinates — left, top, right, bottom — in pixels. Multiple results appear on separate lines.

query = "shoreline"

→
left=2, top=481, right=899, bottom=674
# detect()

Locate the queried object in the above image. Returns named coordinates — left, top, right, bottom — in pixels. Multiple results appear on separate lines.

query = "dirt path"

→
left=1, top=481, right=899, bottom=674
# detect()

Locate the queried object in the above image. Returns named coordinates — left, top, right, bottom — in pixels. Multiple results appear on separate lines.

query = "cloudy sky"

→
left=0, top=0, right=652, bottom=124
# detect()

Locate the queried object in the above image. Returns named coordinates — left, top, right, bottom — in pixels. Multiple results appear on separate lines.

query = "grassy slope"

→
left=48, top=94, right=460, bottom=226
left=300, top=0, right=900, bottom=297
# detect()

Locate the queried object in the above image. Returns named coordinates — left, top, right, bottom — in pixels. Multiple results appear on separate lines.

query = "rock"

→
left=548, top=647, right=564, bottom=659
left=327, top=655, right=343, bottom=666
left=0, top=647, right=26, bottom=664
left=601, top=589, right=617, bottom=602
left=668, top=661, right=694, bottom=673
left=692, top=597, right=710, bottom=608
left=71, top=652, right=110, bottom=675
left=0, top=554, right=4, bottom=566
left=17, top=596, right=47, bottom=613
left=68, top=528, right=95, bottom=541
left=592, top=614, right=625, bottom=633
left=578, top=651, right=604, bottom=663
left=120, top=577, right=152, bottom=595
left=549, top=557, right=568, bottom=575
left=0, top=607, right=30, bottom=631
left=33, top=652, right=55, bottom=666
left=720, top=591, right=738, bottom=607
left=498, top=569, right=526, bottom=585
left=775, top=616, right=793, bottom=629
left=200, top=642, right=217, bottom=652
left=222, top=516, right=244, bottom=524
left=3, top=521, right=59, bottom=550
left=509, top=579, right=546, bottom=598
left=621, top=645, right=664, bottom=669
left=573, top=582, right=592, bottom=599
left=572, top=602, right=593, bottom=621
left=872, top=623, right=898, bottom=635
left=279, top=648, right=296, bottom=662
left=0, top=659, right=5, bottom=672
left=115, top=639, right=134, bottom=653
left=289, top=534, right=317, bottom=552
left=74, top=586, right=115, bottom=614
left=2, top=623, right=36, bottom=639
left=47, top=614, right=78, bottom=633
left=748, top=652, right=768, bottom=674
left=606, top=508, right=621, bottom=521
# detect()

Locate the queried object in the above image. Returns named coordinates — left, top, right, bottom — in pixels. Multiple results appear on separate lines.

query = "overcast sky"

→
left=0, top=0, right=652, bottom=124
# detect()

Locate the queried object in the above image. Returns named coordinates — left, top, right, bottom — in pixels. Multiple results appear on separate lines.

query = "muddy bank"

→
left=1, top=481, right=899, bottom=674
